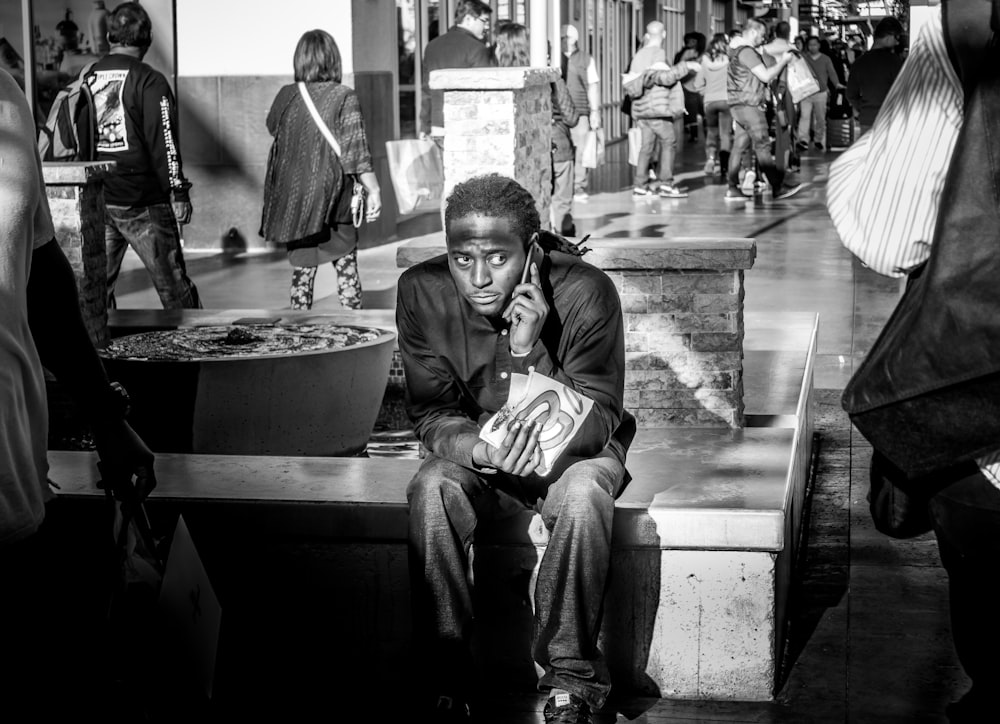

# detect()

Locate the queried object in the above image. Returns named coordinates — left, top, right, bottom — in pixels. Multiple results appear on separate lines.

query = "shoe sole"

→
left=724, top=195, right=750, bottom=202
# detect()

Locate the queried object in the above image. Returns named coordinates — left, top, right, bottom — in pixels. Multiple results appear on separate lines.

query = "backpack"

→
left=37, top=62, right=97, bottom=162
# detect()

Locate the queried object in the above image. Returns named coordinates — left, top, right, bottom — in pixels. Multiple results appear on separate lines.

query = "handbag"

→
left=841, top=38, right=1000, bottom=479
left=627, top=127, right=642, bottom=167
left=385, top=138, right=444, bottom=216
left=298, top=82, right=367, bottom=228
left=786, top=56, right=820, bottom=104
left=581, top=127, right=605, bottom=169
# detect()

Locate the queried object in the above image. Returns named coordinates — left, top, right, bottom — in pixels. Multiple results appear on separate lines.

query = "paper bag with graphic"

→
left=479, top=370, right=594, bottom=476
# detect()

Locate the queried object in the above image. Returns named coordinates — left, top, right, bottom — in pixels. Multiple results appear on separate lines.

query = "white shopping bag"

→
left=385, top=138, right=445, bottom=216
left=627, top=127, right=642, bottom=167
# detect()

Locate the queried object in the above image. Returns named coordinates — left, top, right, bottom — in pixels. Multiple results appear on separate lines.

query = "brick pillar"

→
left=431, top=67, right=556, bottom=229
left=42, top=161, right=116, bottom=349
left=585, top=238, right=756, bottom=428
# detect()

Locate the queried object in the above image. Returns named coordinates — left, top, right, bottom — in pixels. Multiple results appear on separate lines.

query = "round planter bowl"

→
left=101, top=326, right=397, bottom=457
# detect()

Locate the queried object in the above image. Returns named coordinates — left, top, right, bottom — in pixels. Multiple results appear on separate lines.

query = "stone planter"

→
left=101, top=325, right=396, bottom=456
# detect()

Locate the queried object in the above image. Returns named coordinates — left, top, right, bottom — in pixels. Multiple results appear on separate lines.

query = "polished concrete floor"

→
left=111, top=143, right=964, bottom=723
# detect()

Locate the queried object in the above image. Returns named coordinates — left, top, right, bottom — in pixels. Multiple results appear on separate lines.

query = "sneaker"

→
left=796, top=140, right=809, bottom=151
left=772, top=183, right=805, bottom=201
left=724, top=188, right=750, bottom=201
left=657, top=184, right=688, bottom=199
left=703, top=159, right=716, bottom=174
left=573, top=191, right=589, bottom=203
left=632, top=186, right=653, bottom=197
left=740, top=169, right=757, bottom=195
left=432, top=695, right=471, bottom=723
left=543, top=691, right=593, bottom=724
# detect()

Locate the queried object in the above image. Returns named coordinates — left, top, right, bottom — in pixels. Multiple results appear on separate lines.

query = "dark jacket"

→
left=396, top=250, right=635, bottom=476
left=846, top=48, right=905, bottom=126
left=86, top=53, right=190, bottom=206
left=561, top=49, right=592, bottom=120
left=727, top=44, right=767, bottom=108
left=419, top=25, right=495, bottom=135
left=551, top=77, right=580, bottom=162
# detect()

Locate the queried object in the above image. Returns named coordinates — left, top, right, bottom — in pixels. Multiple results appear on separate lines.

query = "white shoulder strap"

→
left=297, top=82, right=342, bottom=157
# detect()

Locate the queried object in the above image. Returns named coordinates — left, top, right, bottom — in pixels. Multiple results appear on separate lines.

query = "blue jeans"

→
left=704, top=100, right=733, bottom=160
left=406, top=451, right=626, bottom=709
left=105, top=202, right=201, bottom=309
left=632, top=118, right=677, bottom=188
left=728, top=104, right=784, bottom=192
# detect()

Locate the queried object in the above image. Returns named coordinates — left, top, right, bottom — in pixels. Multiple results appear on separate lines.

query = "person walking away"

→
left=798, top=36, right=843, bottom=152
left=398, top=173, right=635, bottom=724
left=419, top=0, right=495, bottom=149
left=846, top=17, right=904, bottom=135
left=495, top=23, right=580, bottom=236
left=695, top=33, right=732, bottom=179
left=86, top=2, right=200, bottom=309
left=260, top=29, right=381, bottom=310
left=560, top=24, right=602, bottom=202
left=627, top=21, right=699, bottom=199
left=674, top=32, right=706, bottom=144
left=725, top=17, right=802, bottom=202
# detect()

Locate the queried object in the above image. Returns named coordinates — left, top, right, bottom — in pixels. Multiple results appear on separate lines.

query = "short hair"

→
left=455, top=0, right=492, bottom=24
left=108, top=2, right=152, bottom=50
left=775, top=21, right=791, bottom=41
left=745, top=18, right=768, bottom=36
left=874, top=17, right=903, bottom=39
left=445, top=174, right=540, bottom=246
left=495, top=23, right=530, bottom=68
left=294, top=30, right=343, bottom=83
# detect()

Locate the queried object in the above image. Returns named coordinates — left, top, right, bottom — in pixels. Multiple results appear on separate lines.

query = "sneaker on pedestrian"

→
left=796, top=140, right=809, bottom=152
left=657, top=184, right=688, bottom=199
left=724, top=188, right=750, bottom=202
left=432, top=695, right=471, bottom=723
left=632, top=186, right=653, bottom=197
left=573, top=190, right=589, bottom=203
left=772, top=183, right=805, bottom=201
left=740, top=169, right=757, bottom=195
left=703, top=158, right=716, bottom=174
left=543, top=690, right=593, bottom=724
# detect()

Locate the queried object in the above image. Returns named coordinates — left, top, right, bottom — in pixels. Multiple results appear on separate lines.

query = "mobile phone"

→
left=520, top=239, right=542, bottom=285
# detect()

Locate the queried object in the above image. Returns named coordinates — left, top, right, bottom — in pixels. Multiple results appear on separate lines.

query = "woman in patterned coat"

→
left=261, top=29, right=381, bottom=309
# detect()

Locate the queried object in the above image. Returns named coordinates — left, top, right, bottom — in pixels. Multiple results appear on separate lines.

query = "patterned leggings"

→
left=289, top=248, right=363, bottom=310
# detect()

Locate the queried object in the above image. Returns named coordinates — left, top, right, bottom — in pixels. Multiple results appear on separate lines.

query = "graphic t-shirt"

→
left=87, top=53, right=191, bottom=206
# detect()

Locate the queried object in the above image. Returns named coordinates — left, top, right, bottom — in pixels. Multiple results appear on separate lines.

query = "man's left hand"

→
left=504, top=260, right=548, bottom=355
left=172, top=201, right=193, bottom=225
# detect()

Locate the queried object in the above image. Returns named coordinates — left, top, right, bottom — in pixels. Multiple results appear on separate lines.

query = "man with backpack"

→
left=87, top=2, right=200, bottom=309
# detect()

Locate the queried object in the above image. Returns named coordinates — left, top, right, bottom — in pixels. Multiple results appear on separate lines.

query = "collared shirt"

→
left=826, top=6, right=1000, bottom=488
left=395, top=250, right=635, bottom=473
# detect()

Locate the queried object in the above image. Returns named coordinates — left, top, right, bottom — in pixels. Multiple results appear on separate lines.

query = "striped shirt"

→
left=826, top=6, right=1000, bottom=488
left=827, top=6, right=962, bottom=278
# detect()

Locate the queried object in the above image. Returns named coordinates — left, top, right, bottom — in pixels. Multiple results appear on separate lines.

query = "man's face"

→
left=746, top=26, right=764, bottom=47
left=561, top=34, right=576, bottom=54
left=807, top=39, right=821, bottom=55
left=446, top=214, right=530, bottom=318
left=465, top=12, right=490, bottom=40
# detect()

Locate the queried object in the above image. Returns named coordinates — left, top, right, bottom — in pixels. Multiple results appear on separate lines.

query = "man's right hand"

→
left=473, top=419, right=544, bottom=476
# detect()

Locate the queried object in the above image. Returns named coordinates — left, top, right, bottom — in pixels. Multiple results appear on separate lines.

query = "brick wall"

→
left=43, top=162, right=116, bottom=349
left=432, top=67, right=555, bottom=229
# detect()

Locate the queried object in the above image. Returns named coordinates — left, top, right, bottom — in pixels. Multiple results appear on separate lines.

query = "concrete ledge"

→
left=42, top=161, right=116, bottom=184
left=394, top=234, right=757, bottom=271
left=429, top=66, right=558, bottom=90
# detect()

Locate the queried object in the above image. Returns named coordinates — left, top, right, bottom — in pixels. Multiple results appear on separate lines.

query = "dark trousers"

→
left=406, top=451, right=626, bottom=709
left=929, top=470, right=1000, bottom=699
left=728, top=104, right=784, bottom=193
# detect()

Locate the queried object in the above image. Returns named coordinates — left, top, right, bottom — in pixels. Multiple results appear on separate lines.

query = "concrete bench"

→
left=54, top=311, right=816, bottom=701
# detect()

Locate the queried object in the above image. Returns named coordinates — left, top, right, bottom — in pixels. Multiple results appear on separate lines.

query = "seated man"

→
left=396, top=174, right=636, bottom=724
